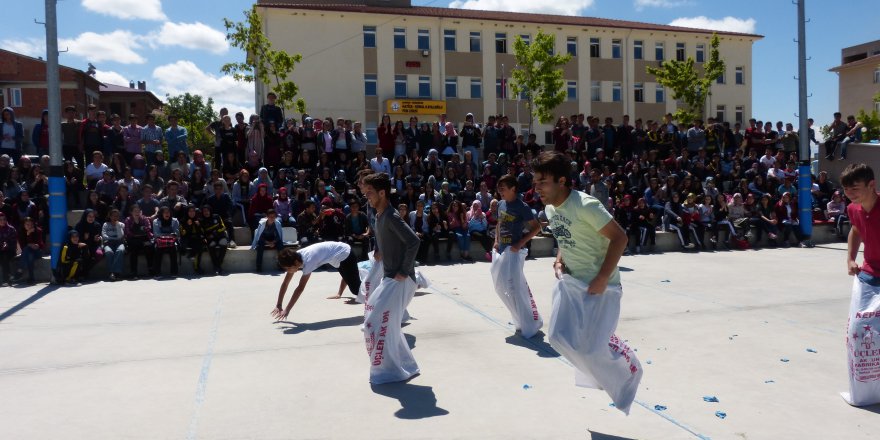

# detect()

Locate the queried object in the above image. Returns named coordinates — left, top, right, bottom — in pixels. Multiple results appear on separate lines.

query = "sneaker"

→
left=768, top=233, right=777, bottom=240
left=684, top=243, right=695, bottom=249
left=840, top=155, right=847, bottom=160
left=635, top=245, right=641, bottom=254
left=109, top=273, right=117, bottom=282
left=799, top=241, right=808, bottom=248
left=228, top=240, right=237, bottom=249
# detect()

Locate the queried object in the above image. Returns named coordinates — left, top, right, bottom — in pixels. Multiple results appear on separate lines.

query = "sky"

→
left=2, top=0, right=879, bottom=129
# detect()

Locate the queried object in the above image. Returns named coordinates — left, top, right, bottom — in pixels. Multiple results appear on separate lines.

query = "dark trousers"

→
left=153, top=246, right=179, bottom=276
left=0, top=249, right=14, bottom=282
left=207, top=240, right=227, bottom=271
left=430, top=231, right=454, bottom=257
left=346, top=235, right=370, bottom=260
left=470, top=230, right=493, bottom=253
left=127, top=241, right=155, bottom=276
left=337, top=249, right=361, bottom=295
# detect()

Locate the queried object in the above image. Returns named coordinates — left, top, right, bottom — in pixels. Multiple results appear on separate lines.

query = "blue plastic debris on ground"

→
left=646, top=360, right=652, bottom=365
left=703, top=396, right=719, bottom=403
left=654, top=405, right=667, bottom=411
left=660, top=280, right=671, bottom=283
left=764, top=380, right=775, bottom=384
left=609, top=403, right=616, bottom=407
left=806, top=348, right=818, bottom=353
left=715, top=411, right=727, bottom=419
left=522, top=384, right=531, bottom=390
left=780, top=358, right=790, bottom=362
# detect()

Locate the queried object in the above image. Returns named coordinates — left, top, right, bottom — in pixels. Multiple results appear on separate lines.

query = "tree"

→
left=222, top=5, right=306, bottom=114
left=157, top=93, right=217, bottom=157
left=647, top=34, right=725, bottom=125
left=509, top=30, right=572, bottom=135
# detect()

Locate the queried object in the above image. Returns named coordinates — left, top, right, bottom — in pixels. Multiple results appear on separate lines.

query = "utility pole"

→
left=796, top=0, right=812, bottom=240
left=45, top=0, right=67, bottom=279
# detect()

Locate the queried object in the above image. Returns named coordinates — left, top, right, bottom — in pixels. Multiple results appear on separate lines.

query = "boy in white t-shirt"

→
left=271, top=241, right=361, bottom=321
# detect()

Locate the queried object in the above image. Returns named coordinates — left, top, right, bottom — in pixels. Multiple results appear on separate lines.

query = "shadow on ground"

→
left=588, top=430, right=636, bottom=440
left=505, top=331, right=560, bottom=358
left=370, top=382, right=450, bottom=419
left=0, top=284, right=61, bottom=322
left=281, top=316, right=363, bottom=334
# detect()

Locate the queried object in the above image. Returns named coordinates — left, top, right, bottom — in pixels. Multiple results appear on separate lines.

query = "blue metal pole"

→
left=796, top=0, right=812, bottom=239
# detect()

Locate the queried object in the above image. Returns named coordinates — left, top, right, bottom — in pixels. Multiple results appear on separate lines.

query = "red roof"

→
left=257, top=2, right=762, bottom=38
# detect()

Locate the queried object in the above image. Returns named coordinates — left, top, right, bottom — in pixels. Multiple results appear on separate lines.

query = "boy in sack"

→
left=841, top=163, right=880, bottom=406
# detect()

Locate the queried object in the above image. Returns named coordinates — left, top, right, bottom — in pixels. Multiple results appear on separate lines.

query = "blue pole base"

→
left=48, top=176, right=68, bottom=271
left=798, top=164, right=813, bottom=238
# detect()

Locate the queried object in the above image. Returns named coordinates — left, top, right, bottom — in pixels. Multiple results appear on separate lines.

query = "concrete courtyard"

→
left=0, top=242, right=876, bottom=439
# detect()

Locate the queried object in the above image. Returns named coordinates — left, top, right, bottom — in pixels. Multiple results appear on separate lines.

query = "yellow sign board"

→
left=385, top=99, right=446, bottom=115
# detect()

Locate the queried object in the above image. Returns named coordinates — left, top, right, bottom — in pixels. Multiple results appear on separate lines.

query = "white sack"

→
left=490, top=248, right=543, bottom=338
left=364, top=277, right=419, bottom=384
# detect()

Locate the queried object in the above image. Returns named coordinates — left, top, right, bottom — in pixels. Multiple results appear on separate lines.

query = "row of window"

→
left=1, top=88, right=23, bottom=108
left=364, top=75, right=675, bottom=104
left=365, top=26, right=726, bottom=63
left=714, top=105, right=748, bottom=125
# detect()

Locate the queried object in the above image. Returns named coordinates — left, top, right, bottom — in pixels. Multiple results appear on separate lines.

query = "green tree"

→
left=647, top=34, right=725, bottom=125
left=509, top=30, right=573, bottom=134
left=222, top=5, right=306, bottom=114
left=855, top=108, right=879, bottom=142
left=156, top=93, right=217, bottom=157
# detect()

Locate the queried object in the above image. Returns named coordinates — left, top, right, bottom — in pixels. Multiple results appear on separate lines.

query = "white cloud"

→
left=60, top=30, right=146, bottom=64
left=448, top=0, right=594, bottom=17
left=81, top=0, right=166, bottom=21
left=1, top=38, right=45, bottom=58
left=94, top=70, right=129, bottom=86
left=152, top=60, right=255, bottom=116
left=146, top=22, right=229, bottom=54
left=668, top=16, right=757, bottom=34
left=635, top=0, right=691, bottom=11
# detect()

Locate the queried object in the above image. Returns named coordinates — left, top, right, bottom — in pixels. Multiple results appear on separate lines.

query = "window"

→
left=590, top=38, right=600, bottom=58
left=366, top=122, right=378, bottom=145
left=591, top=81, right=601, bottom=102
left=612, top=82, right=621, bottom=102
left=394, top=75, right=407, bottom=97
left=495, top=32, right=507, bottom=53
left=418, top=76, right=431, bottom=97
left=567, top=81, right=577, bottom=101
left=363, top=26, right=376, bottom=48
left=445, top=77, right=458, bottom=98
left=496, top=78, right=507, bottom=99
left=633, top=40, right=643, bottom=60
left=519, top=87, right=528, bottom=100
left=394, top=28, right=406, bottom=49
left=444, top=29, right=456, bottom=52
left=611, top=39, right=621, bottom=59
left=418, top=29, right=430, bottom=51
left=676, top=42, right=686, bottom=61
left=655, top=84, right=665, bottom=103
left=11, top=88, right=22, bottom=107
left=735, top=66, right=744, bottom=85
left=716, top=69, right=726, bottom=84
left=716, top=105, right=726, bottom=123
left=470, top=78, right=482, bottom=99
left=520, top=34, right=530, bottom=46
left=735, top=106, right=744, bottom=125
left=655, top=42, right=664, bottom=61
left=875, top=101, right=880, bottom=113
left=364, top=74, right=377, bottom=96
left=696, top=43, right=705, bottom=63
left=874, top=68, right=880, bottom=84
left=567, top=37, right=577, bottom=56
left=634, top=83, right=644, bottom=103
left=469, top=31, right=481, bottom=52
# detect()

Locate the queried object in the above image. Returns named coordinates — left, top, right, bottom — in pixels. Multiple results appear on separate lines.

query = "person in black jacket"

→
left=259, top=92, right=284, bottom=130
left=344, top=200, right=370, bottom=260
left=201, top=205, right=229, bottom=275
left=180, top=205, right=206, bottom=275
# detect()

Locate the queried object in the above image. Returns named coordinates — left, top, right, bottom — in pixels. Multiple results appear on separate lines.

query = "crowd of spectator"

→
left=0, top=95, right=858, bottom=286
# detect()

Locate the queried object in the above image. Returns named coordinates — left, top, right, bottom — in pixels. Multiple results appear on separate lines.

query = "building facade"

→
left=99, top=81, right=163, bottom=121
left=830, top=39, right=880, bottom=118
left=0, top=49, right=102, bottom=150
left=256, top=1, right=760, bottom=144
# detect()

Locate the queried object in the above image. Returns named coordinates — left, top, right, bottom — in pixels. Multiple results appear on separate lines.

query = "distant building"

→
left=99, top=81, right=163, bottom=121
left=256, top=0, right=760, bottom=145
left=830, top=40, right=880, bottom=117
left=0, top=48, right=101, bottom=148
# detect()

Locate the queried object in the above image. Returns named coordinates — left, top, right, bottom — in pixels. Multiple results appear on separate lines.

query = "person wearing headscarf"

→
left=248, top=183, right=274, bottom=231
left=466, top=199, right=493, bottom=261
left=57, top=230, right=88, bottom=285
left=440, top=121, right=459, bottom=163
left=200, top=204, right=229, bottom=275
left=0, top=212, right=17, bottom=286
left=152, top=206, right=180, bottom=277
left=75, top=208, right=104, bottom=277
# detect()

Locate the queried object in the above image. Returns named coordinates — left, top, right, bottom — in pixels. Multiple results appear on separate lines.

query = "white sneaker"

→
left=228, top=240, right=237, bottom=249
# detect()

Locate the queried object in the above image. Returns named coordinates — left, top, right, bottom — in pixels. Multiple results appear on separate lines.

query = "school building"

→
left=255, top=0, right=761, bottom=142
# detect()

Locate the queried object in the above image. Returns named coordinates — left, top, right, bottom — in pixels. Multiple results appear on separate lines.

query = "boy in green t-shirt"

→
left=532, top=151, right=642, bottom=414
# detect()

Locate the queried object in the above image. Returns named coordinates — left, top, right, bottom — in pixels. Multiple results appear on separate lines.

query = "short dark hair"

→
left=363, top=172, right=392, bottom=198
left=840, top=163, right=875, bottom=187
left=266, top=209, right=276, bottom=216
left=277, top=247, right=303, bottom=268
left=531, top=151, right=571, bottom=187
left=497, top=174, right=517, bottom=189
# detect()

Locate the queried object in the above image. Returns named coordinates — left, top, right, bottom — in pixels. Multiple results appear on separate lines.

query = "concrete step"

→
left=17, top=224, right=848, bottom=283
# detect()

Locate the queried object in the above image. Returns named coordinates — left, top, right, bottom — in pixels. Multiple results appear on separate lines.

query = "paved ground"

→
left=0, top=243, right=877, bottom=439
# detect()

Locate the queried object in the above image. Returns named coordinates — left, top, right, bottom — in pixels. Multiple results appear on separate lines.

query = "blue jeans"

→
left=255, top=238, right=276, bottom=270
left=453, top=228, right=470, bottom=253
left=858, top=271, right=880, bottom=287
left=18, top=246, right=41, bottom=279
left=103, top=242, right=126, bottom=275
left=839, top=136, right=858, bottom=158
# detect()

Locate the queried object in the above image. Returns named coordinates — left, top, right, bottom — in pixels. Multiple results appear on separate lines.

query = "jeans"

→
left=858, top=271, right=880, bottom=287
left=103, top=242, right=126, bottom=275
left=18, top=246, right=41, bottom=280
left=453, top=228, right=470, bottom=253
left=839, top=136, right=857, bottom=158
left=255, top=239, right=276, bottom=270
